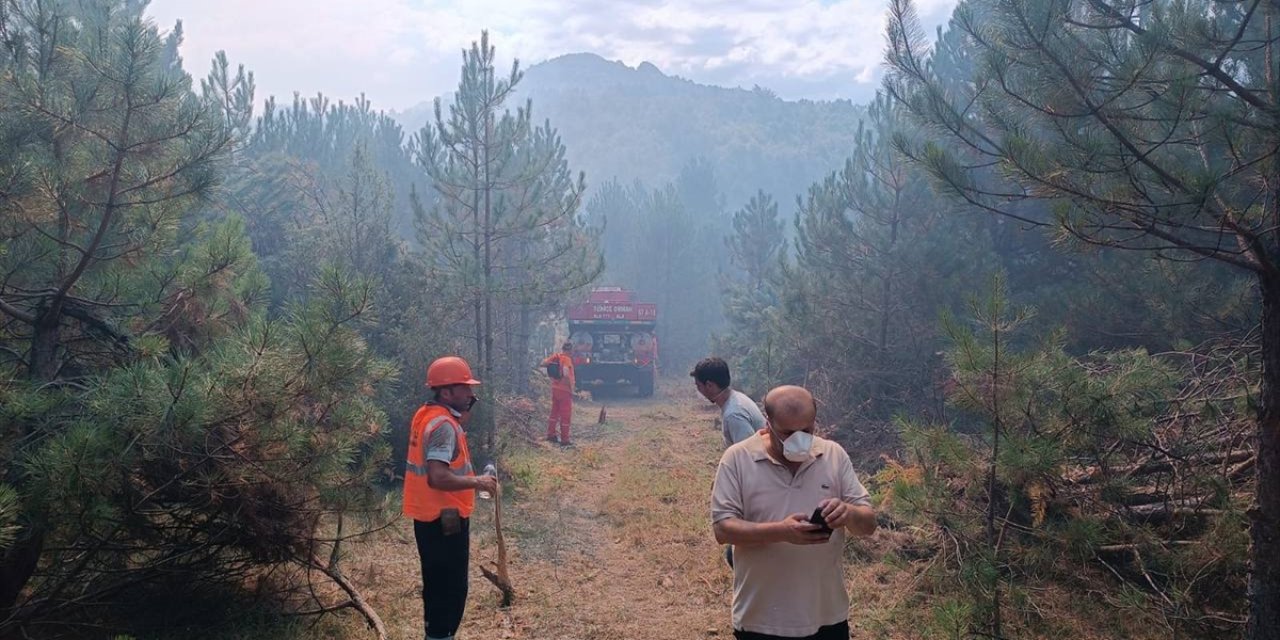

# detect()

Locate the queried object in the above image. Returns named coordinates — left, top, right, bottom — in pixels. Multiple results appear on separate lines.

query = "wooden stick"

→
left=1096, top=541, right=1199, bottom=554
left=479, top=484, right=515, bottom=607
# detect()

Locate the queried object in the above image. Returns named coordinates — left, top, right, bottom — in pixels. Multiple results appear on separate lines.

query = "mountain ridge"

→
left=392, top=52, right=865, bottom=213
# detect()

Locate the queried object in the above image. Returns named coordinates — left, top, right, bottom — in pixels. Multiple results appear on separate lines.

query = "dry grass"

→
left=319, top=382, right=734, bottom=640
left=268, top=382, right=1172, bottom=640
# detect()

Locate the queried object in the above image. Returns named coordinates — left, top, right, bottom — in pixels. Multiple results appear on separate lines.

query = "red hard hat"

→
left=426, top=356, right=482, bottom=388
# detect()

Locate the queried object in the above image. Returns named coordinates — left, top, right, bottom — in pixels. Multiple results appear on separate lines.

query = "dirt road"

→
left=339, top=383, right=735, bottom=640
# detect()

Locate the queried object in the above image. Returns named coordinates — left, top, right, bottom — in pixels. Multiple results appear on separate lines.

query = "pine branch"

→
left=1084, top=0, right=1274, bottom=114
left=0, top=296, right=35, bottom=324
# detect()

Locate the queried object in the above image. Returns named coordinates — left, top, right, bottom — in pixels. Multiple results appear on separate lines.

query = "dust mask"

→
left=772, top=424, right=814, bottom=462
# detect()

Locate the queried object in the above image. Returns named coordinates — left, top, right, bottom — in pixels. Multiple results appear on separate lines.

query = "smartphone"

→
left=809, top=506, right=833, bottom=533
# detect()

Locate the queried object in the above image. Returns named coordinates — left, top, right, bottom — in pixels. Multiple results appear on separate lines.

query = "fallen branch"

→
left=304, top=553, right=387, bottom=640
left=1129, top=547, right=1176, bottom=608
left=1113, top=488, right=1176, bottom=507
left=1096, top=540, right=1199, bottom=554
left=1227, top=456, right=1256, bottom=481
left=1067, top=448, right=1254, bottom=485
left=1123, top=500, right=1227, bottom=522
left=479, top=485, right=515, bottom=607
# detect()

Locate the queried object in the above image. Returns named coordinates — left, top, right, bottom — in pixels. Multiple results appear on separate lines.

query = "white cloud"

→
left=146, top=0, right=958, bottom=111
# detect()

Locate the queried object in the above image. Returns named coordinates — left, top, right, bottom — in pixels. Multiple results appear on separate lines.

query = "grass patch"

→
left=44, top=578, right=328, bottom=640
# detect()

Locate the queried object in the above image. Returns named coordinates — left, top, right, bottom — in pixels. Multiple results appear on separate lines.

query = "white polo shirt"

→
left=710, top=432, right=871, bottom=636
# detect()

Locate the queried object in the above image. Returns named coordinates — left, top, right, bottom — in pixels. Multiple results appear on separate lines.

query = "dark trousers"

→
left=734, top=620, right=850, bottom=640
left=414, top=517, right=471, bottom=639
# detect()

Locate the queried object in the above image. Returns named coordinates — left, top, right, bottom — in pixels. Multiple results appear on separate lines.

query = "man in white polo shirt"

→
left=710, top=385, right=876, bottom=639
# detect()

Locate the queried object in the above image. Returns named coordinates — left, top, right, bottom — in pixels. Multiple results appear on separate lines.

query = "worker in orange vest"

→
left=403, top=356, right=498, bottom=640
left=541, top=341, right=576, bottom=446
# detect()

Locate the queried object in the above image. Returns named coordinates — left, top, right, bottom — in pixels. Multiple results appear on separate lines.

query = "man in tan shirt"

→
left=710, top=385, right=876, bottom=639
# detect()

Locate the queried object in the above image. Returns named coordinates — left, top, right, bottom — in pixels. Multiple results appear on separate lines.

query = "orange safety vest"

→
left=403, top=404, right=475, bottom=522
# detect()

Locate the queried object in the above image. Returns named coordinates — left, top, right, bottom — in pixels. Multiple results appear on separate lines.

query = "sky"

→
left=145, top=0, right=960, bottom=112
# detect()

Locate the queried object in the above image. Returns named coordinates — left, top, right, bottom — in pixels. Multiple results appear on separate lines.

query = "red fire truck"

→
left=566, top=287, right=658, bottom=397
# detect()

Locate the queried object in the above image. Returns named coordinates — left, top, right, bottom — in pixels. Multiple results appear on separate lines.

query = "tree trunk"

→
left=517, top=303, right=532, bottom=396
left=473, top=183, right=484, bottom=368
left=481, top=115, right=495, bottom=450
left=0, top=530, right=43, bottom=615
left=482, top=126, right=494, bottom=388
left=1249, top=274, right=1280, bottom=640
left=0, top=313, right=60, bottom=612
left=1252, top=13, right=1280, bottom=637
left=987, top=314, right=1002, bottom=640
left=873, top=198, right=902, bottom=412
left=29, top=313, right=60, bottom=382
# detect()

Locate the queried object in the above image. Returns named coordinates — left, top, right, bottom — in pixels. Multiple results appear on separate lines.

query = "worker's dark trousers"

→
left=734, top=620, right=850, bottom=640
left=415, top=517, right=470, bottom=640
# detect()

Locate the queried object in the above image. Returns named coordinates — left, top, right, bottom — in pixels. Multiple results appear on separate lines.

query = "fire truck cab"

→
left=566, top=287, right=658, bottom=397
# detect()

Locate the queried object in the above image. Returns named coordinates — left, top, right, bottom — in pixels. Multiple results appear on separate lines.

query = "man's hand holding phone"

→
left=813, top=498, right=858, bottom=532
left=809, top=506, right=834, bottom=533
left=780, top=513, right=831, bottom=545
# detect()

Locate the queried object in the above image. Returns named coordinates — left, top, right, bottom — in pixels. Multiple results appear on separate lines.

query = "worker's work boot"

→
left=545, top=434, right=558, bottom=444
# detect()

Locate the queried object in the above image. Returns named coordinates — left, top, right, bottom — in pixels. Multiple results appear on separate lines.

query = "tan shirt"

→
left=710, top=433, right=871, bottom=636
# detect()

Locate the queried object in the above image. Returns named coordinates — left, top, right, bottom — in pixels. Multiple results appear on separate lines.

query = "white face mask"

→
left=772, top=424, right=814, bottom=462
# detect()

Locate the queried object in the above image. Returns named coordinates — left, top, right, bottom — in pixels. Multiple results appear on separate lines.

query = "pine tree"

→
left=718, top=190, right=786, bottom=393
left=772, top=93, right=991, bottom=424
left=0, top=3, right=393, bottom=632
left=412, top=31, right=601, bottom=447
left=890, top=277, right=1251, bottom=636
left=0, top=0, right=247, bottom=609
left=886, top=1, right=1280, bottom=635
left=726, top=190, right=784, bottom=292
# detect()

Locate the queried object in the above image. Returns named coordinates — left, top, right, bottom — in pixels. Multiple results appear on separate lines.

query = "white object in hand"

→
left=478, top=463, right=497, bottom=499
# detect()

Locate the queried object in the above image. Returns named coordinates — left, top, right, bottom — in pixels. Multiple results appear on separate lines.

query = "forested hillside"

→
left=395, top=52, right=865, bottom=216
